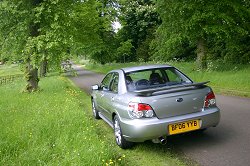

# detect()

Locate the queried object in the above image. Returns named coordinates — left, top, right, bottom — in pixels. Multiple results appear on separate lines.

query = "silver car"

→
left=91, top=65, right=220, bottom=149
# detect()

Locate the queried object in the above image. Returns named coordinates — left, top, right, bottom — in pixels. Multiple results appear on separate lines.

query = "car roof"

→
left=121, top=64, right=173, bottom=73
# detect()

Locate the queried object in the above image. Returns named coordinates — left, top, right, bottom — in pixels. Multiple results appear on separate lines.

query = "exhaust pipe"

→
left=152, top=136, right=167, bottom=144
left=159, top=136, right=167, bottom=145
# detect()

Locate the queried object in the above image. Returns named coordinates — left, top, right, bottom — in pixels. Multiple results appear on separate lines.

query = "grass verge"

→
left=0, top=64, right=23, bottom=77
left=0, top=75, right=191, bottom=165
left=85, top=62, right=250, bottom=98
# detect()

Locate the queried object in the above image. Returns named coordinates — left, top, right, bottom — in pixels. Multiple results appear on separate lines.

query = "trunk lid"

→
left=139, top=87, right=209, bottom=119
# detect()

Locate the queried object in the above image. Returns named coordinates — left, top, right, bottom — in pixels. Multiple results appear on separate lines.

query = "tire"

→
left=113, top=115, right=134, bottom=149
left=92, top=99, right=100, bottom=119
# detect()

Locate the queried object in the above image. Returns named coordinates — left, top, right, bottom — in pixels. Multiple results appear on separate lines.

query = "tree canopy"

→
left=0, top=0, right=104, bottom=66
left=116, top=0, right=160, bottom=62
left=152, top=0, right=250, bottom=68
left=0, top=0, right=110, bottom=91
left=0, top=0, right=249, bottom=90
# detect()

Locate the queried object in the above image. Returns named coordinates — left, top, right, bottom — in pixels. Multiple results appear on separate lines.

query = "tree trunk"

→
left=196, top=38, right=207, bottom=70
left=40, top=58, right=48, bottom=77
left=23, top=0, right=43, bottom=92
left=25, top=61, right=39, bottom=92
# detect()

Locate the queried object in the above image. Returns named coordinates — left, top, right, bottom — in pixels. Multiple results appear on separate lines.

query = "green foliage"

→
left=153, top=0, right=250, bottom=64
left=0, top=1, right=30, bottom=62
left=90, top=30, right=117, bottom=64
left=1, top=0, right=249, bottom=72
left=0, top=0, right=107, bottom=68
left=0, top=0, right=112, bottom=90
left=117, top=0, right=160, bottom=61
left=71, top=0, right=106, bottom=58
left=116, top=39, right=134, bottom=62
left=87, top=0, right=119, bottom=64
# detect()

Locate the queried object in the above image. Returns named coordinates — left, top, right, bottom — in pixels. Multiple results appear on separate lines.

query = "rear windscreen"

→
left=125, top=67, right=192, bottom=91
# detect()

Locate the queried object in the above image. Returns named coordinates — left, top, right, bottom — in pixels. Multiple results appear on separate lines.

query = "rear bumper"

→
left=119, top=107, right=220, bottom=142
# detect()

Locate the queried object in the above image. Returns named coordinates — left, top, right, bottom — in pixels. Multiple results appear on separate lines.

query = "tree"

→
left=153, top=0, right=250, bottom=69
left=0, top=0, right=104, bottom=91
left=83, top=0, right=122, bottom=64
left=117, top=0, right=160, bottom=62
left=116, top=39, right=133, bottom=62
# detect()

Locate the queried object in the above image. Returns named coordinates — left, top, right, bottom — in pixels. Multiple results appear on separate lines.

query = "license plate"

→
left=168, top=120, right=200, bottom=135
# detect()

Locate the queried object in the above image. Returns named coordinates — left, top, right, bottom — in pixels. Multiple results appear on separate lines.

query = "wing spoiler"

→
left=133, top=81, right=210, bottom=96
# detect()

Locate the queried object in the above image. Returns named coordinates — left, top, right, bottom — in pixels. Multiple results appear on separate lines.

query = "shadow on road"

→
left=132, top=125, right=233, bottom=165
left=170, top=131, right=219, bottom=147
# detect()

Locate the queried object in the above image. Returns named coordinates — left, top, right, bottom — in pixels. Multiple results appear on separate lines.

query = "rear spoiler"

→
left=133, top=81, right=210, bottom=96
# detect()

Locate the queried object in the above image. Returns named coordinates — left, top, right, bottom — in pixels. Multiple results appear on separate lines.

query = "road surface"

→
left=68, top=64, right=250, bottom=166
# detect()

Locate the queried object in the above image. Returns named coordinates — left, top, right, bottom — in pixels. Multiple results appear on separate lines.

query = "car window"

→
left=100, top=73, right=113, bottom=90
left=165, top=68, right=182, bottom=82
left=129, top=70, right=151, bottom=82
left=125, top=67, right=191, bottom=91
left=110, top=73, right=119, bottom=93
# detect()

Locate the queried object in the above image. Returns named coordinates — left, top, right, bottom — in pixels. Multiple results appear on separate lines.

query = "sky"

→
left=112, top=21, right=121, bottom=33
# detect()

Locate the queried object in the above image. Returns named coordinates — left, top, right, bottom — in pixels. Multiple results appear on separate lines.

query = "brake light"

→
left=128, top=103, right=155, bottom=118
left=138, top=103, right=152, bottom=111
left=204, top=91, right=216, bottom=108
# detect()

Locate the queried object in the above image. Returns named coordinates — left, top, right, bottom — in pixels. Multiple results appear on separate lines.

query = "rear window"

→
left=125, top=67, right=192, bottom=91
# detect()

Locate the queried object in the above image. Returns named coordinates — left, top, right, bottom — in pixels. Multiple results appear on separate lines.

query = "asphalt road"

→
left=68, top=64, right=250, bottom=166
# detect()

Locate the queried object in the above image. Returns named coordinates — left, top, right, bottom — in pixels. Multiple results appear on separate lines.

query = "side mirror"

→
left=91, top=84, right=99, bottom=90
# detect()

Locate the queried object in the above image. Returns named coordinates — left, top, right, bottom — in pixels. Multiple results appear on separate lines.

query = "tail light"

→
left=204, top=91, right=216, bottom=108
left=128, top=102, right=155, bottom=119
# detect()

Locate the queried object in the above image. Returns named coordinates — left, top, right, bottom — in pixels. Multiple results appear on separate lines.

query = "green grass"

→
left=0, top=64, right=23, bottom=76
left=85, top=61, right=250, bottom=98
left=0, top=75, right=191, bottom=165
left=72, top=56, right=90, bottom=66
